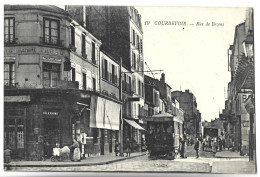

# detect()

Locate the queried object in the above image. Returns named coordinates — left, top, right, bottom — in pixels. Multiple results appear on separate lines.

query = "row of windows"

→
left=4, top=62, right=96, bottom=91
left=101, top=58, right=144, bottom=96
left=131, top=52, right=143, bottom=71
left=70, top=25, right=96, bottom=63
left=131, top=28, right=143, bottom=53
left=102, top=59, right=118, bottom=85
left=4, top=17, right=97, bottom=64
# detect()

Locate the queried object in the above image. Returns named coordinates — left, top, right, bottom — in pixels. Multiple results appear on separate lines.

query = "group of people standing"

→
left=179, top=136, right=200, bottom=158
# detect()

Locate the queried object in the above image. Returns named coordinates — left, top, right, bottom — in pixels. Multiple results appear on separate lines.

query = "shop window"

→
left=4, top=17, right=15, bottom=43
left=43, top=18, right=60, bottom=45
left=43, top=62, right=60, bottom=88
left=4, top=62, right=15, bottom=86
left=5, top=117, right=24, bottom=149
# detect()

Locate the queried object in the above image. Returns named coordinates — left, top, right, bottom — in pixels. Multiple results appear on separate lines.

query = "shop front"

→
left=123, top=118, right=145, bottom=152
left=90, top=95, right=121, bottom=155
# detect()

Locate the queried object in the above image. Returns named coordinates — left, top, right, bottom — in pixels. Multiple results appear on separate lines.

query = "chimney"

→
left=185, top=89, right=190, bottom=93
left=160, top=73, right=165, bottom=83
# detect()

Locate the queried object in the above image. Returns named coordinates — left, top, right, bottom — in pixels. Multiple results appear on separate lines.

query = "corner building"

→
left=4, top=5, right=121, bottom=160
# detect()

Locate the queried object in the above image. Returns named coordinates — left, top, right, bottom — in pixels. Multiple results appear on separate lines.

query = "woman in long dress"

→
left=183, top=139, right=187, bottom=158
left=70, top=139, right=81, bottom=161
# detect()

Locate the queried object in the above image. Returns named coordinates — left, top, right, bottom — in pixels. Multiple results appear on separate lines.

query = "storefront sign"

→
left=42, top=56, right=62, bottom=63
left=43, top=111, right=59, bottom=116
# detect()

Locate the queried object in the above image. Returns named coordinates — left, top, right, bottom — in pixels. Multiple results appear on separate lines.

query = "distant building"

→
left=172, top=90, right=201, bottom=139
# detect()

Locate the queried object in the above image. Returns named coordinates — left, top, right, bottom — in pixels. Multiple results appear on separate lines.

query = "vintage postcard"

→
left=2, top=1, right=257, bottom=176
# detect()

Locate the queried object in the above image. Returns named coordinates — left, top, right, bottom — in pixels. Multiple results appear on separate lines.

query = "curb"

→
left=215, top=156, right=248, bottom=158
left=4, top=153, right=147, bottom=168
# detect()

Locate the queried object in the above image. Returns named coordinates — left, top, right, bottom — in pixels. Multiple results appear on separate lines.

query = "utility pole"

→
left=119, top=57, right=124, bottom=156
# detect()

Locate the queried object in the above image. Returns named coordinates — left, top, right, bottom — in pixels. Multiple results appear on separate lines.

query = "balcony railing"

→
left=44, top=80, right=79, bottom=89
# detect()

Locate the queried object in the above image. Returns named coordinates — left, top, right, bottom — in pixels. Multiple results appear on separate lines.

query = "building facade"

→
left=171, top=90, right=201, bottom=139
left=222, top=8, right=254, bottom=157
left=4, top=5, right=122, bottom=160
left=66, top=5, right=145, bottom=152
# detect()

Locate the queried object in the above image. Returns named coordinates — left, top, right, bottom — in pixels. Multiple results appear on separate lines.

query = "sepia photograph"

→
left=2, top=0, right=257, bottom=175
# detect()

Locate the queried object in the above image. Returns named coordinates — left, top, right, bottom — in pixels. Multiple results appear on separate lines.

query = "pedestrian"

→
left=219, top=137, right=223, bottom=151
left=222, top=139, right=226, bottom=150
left=194, top=138, right=200, bottom=158
left=190, top=138, right=194, bottom=146
left=209, top=138, right=212, bottom=149
left=114, top=140, right=120, bottom=156
left=77, top=133, right=83, bottom=160
left=181, top=136, right=187, bottom=158
left=125, top=138, right=131, bottom=157
left=179, top=137, right=183, bottom=155
left=4, top=145, right=12, bottom=171
left=69, top=138, right=81, bottom=162
left=212, top=138, right=217, bottom=157
left=202, top=138, right=205, bottom=151
left=43, top=140, right=52, bottom=159
left=145, top=129, right=153, bottom=154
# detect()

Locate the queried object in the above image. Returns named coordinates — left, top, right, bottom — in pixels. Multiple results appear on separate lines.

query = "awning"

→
left=124, top=119, right=146, bottom=131
left=90, top=95, right=120, bottom=130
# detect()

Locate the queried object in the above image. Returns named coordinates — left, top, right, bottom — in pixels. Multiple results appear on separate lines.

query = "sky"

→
left=135, top=7, right=247, bottom=121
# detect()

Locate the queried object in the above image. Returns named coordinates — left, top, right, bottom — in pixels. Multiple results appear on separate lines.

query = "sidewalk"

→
left=215, top=150, right=248, bottom=158
left=4, top=152, right=147, bottom=168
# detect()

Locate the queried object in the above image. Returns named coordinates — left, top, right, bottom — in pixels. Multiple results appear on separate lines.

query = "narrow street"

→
left=8, top=145, right=256, bottom=174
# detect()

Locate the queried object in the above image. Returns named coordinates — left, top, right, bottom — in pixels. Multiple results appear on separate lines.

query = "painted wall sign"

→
left=4, top=46, right=67, bottom=56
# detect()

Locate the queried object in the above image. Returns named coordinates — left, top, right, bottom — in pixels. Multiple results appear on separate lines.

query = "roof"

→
left=4, top=5, right=70, bottom=16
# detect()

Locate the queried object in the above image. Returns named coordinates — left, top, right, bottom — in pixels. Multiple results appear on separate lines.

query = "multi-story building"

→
left=171, top=90, right=200, bottom=139
left=66, top=6, right=145, bottom=151
left=143, top=74, right=184, bottom=150
left=223, top=8, right=254, bottom=157
left=4, top=5, right=122, bottom=160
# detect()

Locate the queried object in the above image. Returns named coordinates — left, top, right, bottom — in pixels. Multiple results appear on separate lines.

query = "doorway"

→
left=43, top=118, right=60, bottom=148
